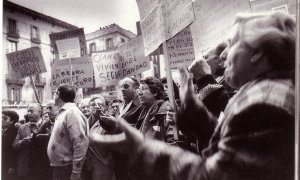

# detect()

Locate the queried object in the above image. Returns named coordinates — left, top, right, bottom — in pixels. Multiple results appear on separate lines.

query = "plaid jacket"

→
left=47, top=103, right=89, bottom=174
left=128, top=77, right=295, bottom=180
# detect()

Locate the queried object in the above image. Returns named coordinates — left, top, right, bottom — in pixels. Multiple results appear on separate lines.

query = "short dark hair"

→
left=140, top=76, right=164, bottom=100
left=3, top=110, right=19, bottom=124
left=57, top=84, right=76, bottom=103
left=159, top=77, right=180, bottom=100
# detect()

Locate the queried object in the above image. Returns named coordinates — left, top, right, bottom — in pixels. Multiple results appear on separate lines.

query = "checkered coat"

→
left=128, top=76, right=295, bottom=180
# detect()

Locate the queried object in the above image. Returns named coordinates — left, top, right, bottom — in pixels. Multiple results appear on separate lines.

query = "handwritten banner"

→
left=119, top=35, right=150, bottom=77
left=49, top=28, right=87, bottom=60
left=51, top=57, right=94, bottom=89
left=191, top=0, right=251, bottom=59
left=6, top=47, right=47, bottom=79
left=137, top=0, right=195, bottom=56
left=167, top=26, right=195, bottom=68
left=92, top=50, right=121, bottom=87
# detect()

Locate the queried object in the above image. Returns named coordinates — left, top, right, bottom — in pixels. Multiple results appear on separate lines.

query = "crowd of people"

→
left=2, top=11, right=296, bottom=180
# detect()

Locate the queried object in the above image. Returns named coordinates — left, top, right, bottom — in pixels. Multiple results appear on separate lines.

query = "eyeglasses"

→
left=136, top=86, right=150, bottom=93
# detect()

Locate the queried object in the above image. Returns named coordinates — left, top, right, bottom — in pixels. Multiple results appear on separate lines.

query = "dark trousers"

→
left=52, top=165, right=72, bottom=180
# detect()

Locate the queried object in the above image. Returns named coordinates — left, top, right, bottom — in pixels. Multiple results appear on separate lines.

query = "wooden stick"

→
left=162, top=42, right=179, bottom=140
left=30, top=76, right=41, bottom=103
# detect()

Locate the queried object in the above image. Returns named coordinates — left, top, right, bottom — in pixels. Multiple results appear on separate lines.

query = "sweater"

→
left=47, top=103, right=89, bottom=174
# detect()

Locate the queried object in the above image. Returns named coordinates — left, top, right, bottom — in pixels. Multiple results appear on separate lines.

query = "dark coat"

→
left=13, top=123, right=34, bottom=177
left=2, top=123, right=18, bottom=179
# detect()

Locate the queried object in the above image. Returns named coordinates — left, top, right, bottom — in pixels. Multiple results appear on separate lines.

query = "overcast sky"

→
left=9, top=0, right=141, bottom=34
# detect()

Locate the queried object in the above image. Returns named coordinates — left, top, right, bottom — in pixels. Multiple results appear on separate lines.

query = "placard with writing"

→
left=191, top=0, right=251, bottom=58
left=51, top=57, right=94, bottom=89
left=6, top=47, right=47, bottom=79
left=167, top=26, right=195, bottom=68
left=119, top=35, right=151, bottom=77
left=92, top=50, right=121, bottom=87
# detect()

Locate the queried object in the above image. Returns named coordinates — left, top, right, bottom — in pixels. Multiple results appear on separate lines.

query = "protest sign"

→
left=119, top=35, right=150, bottom=77
left=191, top=0, right=251, bottom=59
left=166, top=26, right=195, bottom=68
left=6, top=47, right=47, bottom=79
left=51, top=57, right=94, bottom=89
left=138, top=0, right=194, bottom=56
left=49, top=28, right=87, bottom=60
left=56, top=37, right=81, bottom=60
left=92, top=50, right=121, bottom=87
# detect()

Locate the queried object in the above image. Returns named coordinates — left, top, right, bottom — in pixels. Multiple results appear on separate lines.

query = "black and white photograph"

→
left=1, top=0, right=299, bottom=180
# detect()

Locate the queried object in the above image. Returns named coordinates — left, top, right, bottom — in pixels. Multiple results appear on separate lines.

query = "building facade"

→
left=250, top=0, right=296, bottom=16
left=2, top=0, right=77, bottom=113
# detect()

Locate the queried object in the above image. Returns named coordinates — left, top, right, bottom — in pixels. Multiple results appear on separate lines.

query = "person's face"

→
left=120, top=78, right=136, bottom=103
left=224, top=24, right=253, bottom=88
left=136, top=84, right=156, bottom=105
left=204, top=49, right=220, bottom=75
left=89, top=99, right=106, bottom=116
left=27, top=105, right=41, bottom=123
left=46, top=104, right=59, bottom=121
left=53, top=89, right=60, bottom=106
left=111, top=103, right=120, bottom=115
left=42, top=113, right=50, bottom=121
left=80, top=102, right=91, bottom=117
left=2, top=114, right=12, bottom=129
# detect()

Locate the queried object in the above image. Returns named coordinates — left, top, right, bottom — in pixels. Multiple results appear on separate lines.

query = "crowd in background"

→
left=2, top=11, right=296, bottom=180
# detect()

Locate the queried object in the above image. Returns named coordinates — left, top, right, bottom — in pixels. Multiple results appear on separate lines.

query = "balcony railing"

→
left=5, top=74, right=25, bottom=85
left=7, top=26, right=20, bottom=38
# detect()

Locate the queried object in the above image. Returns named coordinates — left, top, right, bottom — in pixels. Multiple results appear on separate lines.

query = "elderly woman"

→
left=92, top=12, right=295, bottom=180
left=83, top=95, right=116, bottom=180
left=2, top=110, right=19, bottom=180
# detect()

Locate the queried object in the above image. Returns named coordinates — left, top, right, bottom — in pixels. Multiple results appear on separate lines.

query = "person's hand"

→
left=91, top=118, right=144, bottom=156
left=99, top=114, right=118, bottom=131
left=29, top=122, right=39, bottom=134
left=188, top=59, right=212, bottom=81
left=179, top=67, right=197, bottom=104
left=21, top=137, right=32, bottom=145
left=70, top=172, right=81, bottom=180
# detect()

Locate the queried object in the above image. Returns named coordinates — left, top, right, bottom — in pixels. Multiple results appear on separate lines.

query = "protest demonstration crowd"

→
left=1, top=0, right=298, bottom=180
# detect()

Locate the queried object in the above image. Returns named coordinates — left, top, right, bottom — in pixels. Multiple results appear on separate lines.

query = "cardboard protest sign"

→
left=6, top=47, right=47, bottom=79
left=137, top=0, right=195, bottom=56
left=56, top=37, right=81, bottom=60
left=166, top=26, right=195, bottom=68
left=92, top=50, right=121, bottom=87
left=191, top=0, right=251, bottom=59
left=119, top=35, right=150, bottom=77
left=49, top=28, right=87, bottom=60
left=51, top=57, right=94, bottom=89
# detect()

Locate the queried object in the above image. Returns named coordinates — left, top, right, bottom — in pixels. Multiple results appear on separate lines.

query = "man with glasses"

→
left=47, top=84, right=89, bottom=180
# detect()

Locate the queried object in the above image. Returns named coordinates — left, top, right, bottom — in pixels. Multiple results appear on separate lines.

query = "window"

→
left=106, top=38, right=114, bottom=49
left=89, top=43, right=96, bottom=54
left=7, top=18, right=19, bottom=38
left=31, top=25, right=40, bottom=43
left=7, top=41, right=17, bottom=53
left=8, top=86, right=21, bottom=103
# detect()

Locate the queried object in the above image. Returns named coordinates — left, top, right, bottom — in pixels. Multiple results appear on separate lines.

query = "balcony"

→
left=5, top=74, right=25, bottom=85
left=7, top=26, right=20, bottom=38
left=31, top=33, right=41, bottom=44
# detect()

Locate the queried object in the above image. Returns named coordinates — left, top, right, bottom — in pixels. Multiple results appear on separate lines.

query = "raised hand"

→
left=91, top=118, right=144, bottom=156
left=188, top=59, right=212, bottom=81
